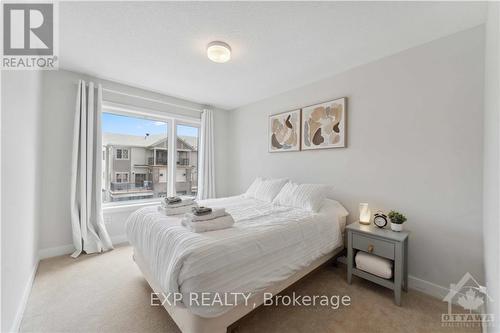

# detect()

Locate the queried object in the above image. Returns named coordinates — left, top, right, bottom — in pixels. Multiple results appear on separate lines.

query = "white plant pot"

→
left=391, top=222, right=403, bottom=232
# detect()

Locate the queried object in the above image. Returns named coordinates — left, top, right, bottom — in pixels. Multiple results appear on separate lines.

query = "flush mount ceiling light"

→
left=207, top=41, right=231, bottom=63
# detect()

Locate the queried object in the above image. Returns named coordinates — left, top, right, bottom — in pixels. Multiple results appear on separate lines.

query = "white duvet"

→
left=126, top=195, right=343, bottom=318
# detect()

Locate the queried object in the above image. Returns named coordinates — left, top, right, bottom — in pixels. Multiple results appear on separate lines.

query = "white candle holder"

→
left=359, top=203, right=371, bottom=225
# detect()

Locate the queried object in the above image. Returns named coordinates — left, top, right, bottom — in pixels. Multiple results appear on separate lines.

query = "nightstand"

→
left=346, top=221, right=409, bottom=306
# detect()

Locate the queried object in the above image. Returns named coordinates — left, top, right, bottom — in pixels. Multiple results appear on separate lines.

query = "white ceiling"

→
left=59, top=2, right=486, bottom=110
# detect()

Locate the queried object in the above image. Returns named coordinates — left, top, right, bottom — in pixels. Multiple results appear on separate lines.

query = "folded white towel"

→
left=182, top=214, right=235, bottom=233
left=161, top=198, right=195, bottom=208
left=158, top=204, right=198, bottom=216
left=355, top=251, right=393, bottom=279
left=186, top=208, right=227, bottom=222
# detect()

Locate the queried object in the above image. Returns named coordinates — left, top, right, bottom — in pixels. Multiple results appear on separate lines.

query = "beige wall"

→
left=228, top=26, right=485, bottom=294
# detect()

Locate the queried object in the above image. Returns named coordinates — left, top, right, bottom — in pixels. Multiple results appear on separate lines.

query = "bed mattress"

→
left=126, top=195, right=343, bottom=318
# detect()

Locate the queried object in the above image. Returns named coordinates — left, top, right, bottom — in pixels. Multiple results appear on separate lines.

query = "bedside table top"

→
left=346, top=221, right=409, bottom=242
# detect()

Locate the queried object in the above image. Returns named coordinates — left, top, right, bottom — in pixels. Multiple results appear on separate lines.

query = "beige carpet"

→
left=20, top=245, right=478, bottom=333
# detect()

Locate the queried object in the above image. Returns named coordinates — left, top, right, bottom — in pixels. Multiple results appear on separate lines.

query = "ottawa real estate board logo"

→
left=442, top=272, right=494, bottom=328
left=2, top=2, right=58, bottom=69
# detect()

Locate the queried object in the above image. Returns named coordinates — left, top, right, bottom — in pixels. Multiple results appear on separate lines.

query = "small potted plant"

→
left=388, top=211, right=407, bottom=232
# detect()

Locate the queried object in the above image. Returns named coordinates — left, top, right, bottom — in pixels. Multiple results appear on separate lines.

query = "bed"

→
left=126, top=195, right=346, bottom=333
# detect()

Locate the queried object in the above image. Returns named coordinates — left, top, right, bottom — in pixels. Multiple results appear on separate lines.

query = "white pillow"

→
left=245, top=177, right=263, bottom=198
left=245, top=177, right=289, bottom=202
left=273, top=182, right=330, bottom=212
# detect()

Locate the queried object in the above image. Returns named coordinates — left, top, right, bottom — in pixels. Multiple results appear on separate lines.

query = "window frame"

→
left=114, top=172, right=129, bottom=183
left=101, top=102, right=201, bottom=209
left=115, top=148, right=129, bottom=160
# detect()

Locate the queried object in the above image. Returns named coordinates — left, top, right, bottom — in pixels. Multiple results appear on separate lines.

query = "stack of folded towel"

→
left=158, top=196, right=198, bottom=216
left=181, top=207, right=234, bottom=233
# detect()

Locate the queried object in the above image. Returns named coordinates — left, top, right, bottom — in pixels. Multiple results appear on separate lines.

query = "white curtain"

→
left=70, top=80, right=113, bottom=258
left=197, top=109, right=216, bottom=200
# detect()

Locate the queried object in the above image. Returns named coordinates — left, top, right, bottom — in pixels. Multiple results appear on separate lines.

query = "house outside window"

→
left=102, top=112, right=200, bottom=204
left=175, top=124, right=199, bottom=197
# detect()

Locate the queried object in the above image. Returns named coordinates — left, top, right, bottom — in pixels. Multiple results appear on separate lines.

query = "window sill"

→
left=102, top=199, right=160, bottom=213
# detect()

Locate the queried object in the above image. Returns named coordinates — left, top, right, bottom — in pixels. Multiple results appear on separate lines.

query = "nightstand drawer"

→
left=352, top=233, right=395, bottom=260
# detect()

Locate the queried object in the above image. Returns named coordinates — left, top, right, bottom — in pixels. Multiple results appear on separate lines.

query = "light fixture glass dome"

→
left=207, top=41, right=231, bottom=63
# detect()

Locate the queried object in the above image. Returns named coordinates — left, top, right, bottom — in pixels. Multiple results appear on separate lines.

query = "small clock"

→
left=373, top=212, right=388, bottom=228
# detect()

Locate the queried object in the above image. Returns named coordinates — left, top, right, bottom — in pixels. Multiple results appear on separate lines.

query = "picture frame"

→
left=268, top=109, right=301, bottom=152
left=301, top=97, right=347, bottom=150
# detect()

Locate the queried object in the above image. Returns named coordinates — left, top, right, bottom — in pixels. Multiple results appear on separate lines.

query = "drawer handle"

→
left=367, top=244, right=374, bottom=253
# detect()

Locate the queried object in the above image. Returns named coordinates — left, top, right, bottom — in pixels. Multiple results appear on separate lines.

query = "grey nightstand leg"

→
left=347, top=231, right=353, bottom=284
left=403, top=239, right=408, bottom=292
left=394, top=242, right=403, bottom=306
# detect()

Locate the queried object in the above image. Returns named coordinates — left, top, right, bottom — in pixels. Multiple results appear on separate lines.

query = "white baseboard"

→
left=408, top=275, right=450, bottom=300
left=38, top=235, right=129, bottom=260
left=38, top=244, right=74, bottom=260
left=10, top=260, right=39, bottom=333
left=336, top=256, right=450, bottom=300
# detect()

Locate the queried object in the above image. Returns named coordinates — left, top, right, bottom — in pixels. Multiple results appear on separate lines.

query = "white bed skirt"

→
left=133, top=245, right=344, bottom=333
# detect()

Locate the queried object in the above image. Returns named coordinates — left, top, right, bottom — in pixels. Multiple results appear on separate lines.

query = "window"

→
left=102, top=111, right=200, bottom=204
left=102, top=112, right=168, bottom=203
left=115, top=148, right=129, bottom=160
left=115, top=172, right=129, bottom=183
left=175, top=124, right=199, bottom=197
left=134, top=173, right=146, bottom=186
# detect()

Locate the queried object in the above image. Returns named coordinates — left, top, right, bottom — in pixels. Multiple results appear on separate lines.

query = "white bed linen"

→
left=126, top=195, right=343, bottom=318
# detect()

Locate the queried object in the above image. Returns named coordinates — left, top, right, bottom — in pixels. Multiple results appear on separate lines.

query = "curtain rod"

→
left=81, top=82, right=205, bottom=113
